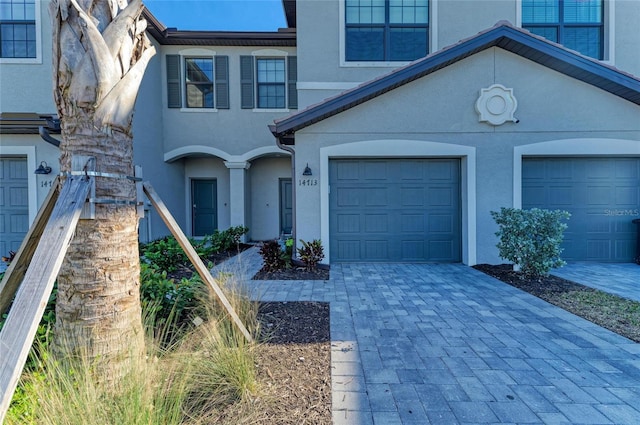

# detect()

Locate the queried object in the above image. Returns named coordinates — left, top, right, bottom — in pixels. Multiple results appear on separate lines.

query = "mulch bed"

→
left=473, top=263, right=640, bottom=343
left=253, top=267, right=330, bottom=280
left=254, top=301, right=332, bottom=424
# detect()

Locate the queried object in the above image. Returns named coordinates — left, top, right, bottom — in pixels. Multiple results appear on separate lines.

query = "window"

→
left=240, top=56, right=297, bottom=110
left=345, top=0, right=428, bottom=62
left=166, top=55, right=229, bottom=109
left=0, top=0, right=36, bottom=58
left=522, top=0, right=603, bottom=59
left=257, top=59, right=286, bottom=109
left=185, top=58, right=214, bottom=108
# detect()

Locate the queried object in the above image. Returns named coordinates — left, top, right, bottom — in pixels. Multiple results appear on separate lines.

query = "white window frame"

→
left=177, top=48, right=219, bottom=113
left=0, top=0, right=42, bottom=64
left=515, top=0, right=614, bottom=64
left=339, top=0, right=437, bottom=68
left=251, top=49, right=291, bottom=112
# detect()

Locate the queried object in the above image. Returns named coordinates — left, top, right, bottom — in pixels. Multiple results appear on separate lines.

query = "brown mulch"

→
left=253, top=267, right=330, bottom=280
left=473, top=263, right=640, bottom=343
left=253, top=301, right=332, bottom=424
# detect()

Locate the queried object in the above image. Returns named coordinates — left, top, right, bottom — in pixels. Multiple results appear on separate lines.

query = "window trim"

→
left=516, top=0, right=613, bottom=63
left=184, top=56, right=215, bottom=109
left=256, top=57, right=287, bottom=110
left=165, top=49, right=229, bottom=112
left=242, top=49, right=297, bottom=112
left=339, top=0, right=435, bottom=67
left=0, top=0, right=41, bottom=64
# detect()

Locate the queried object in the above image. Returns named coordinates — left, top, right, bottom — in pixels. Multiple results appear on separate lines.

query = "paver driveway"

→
left=231, top=253, right=640, bottom=424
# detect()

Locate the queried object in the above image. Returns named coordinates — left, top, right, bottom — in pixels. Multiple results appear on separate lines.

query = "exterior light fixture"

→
left=302, top=163, right=312, bottom=176
left=34, top=161, right=52, bottom=175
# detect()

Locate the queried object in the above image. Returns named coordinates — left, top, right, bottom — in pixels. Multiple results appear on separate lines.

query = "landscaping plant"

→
left=297, top=239, right=324, bottom=272
left=491, top=207, right=570, bottom=277
left=258, top=240, right=287, bottom=272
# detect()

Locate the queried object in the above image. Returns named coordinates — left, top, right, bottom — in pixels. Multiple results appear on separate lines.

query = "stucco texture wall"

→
left=292, top=48, right=640, bottom=264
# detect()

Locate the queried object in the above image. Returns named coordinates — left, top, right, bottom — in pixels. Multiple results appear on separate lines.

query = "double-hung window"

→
left=166, top=54, right=229, bottom=109
left=0, top=0, right=36, bottom=58
left=522, top=0, right=604, bottom=60
left=345, top=0, right=429, bottom=62
left=240, top=55, right=298, bottom=110
left=257, top=58, right=286, bottom=109
left=185, top=58, right=214, bottom=108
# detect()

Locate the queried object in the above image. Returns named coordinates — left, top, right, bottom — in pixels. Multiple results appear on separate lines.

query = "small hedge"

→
left=491, top=207, right=570, bottom=278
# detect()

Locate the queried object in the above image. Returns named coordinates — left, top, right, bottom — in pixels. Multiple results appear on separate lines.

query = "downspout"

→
left=276, top=136, right=297, bottom=260
left=38, top=126, right=61, bottom=147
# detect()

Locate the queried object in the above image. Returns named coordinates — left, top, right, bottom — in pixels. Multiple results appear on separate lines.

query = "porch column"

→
left=224, top=161, right=250, bottom=235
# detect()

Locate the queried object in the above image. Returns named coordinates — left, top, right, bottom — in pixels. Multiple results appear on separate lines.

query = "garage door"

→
left=329, top=159, right=461, bottom=262
left=0, top=157, right=29, bottom=260
left=523, top=157, right=640, bottom=262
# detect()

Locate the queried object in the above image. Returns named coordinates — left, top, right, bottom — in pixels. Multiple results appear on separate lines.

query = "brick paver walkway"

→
left=221, top=248, right=640, bottom=424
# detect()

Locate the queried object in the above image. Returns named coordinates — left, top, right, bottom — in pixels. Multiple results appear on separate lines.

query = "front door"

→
left=192, top=179, right=217, bottom=236
left=279, top=178, right=292, bottom=235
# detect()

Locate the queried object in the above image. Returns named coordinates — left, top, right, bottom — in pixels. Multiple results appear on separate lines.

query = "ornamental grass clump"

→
left=491, top=207, right=570, bottom=278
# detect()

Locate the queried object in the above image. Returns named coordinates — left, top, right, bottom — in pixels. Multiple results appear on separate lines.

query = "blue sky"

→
left=144, top=0, right=287, bottom=31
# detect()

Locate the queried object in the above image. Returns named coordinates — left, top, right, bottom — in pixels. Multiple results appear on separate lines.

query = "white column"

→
left=224, top=161, right=251, bottom=231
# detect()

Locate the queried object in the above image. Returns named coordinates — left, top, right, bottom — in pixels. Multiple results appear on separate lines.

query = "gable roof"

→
left=270, top=21, right=640, bottom=142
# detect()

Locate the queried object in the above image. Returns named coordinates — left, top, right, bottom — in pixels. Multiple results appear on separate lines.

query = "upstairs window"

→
left=0, top=0, right=36, bottom=58
left=185, top=58, right=214, bottom=108
left=345, top=0, right=429, bottom=62
left=240, top=55, right=297, bottom=110
left=522, top=0, right=603, bottom=59
left=257, top=58, right=286, bottom=108
left=166, top=54, right=229, bottom=109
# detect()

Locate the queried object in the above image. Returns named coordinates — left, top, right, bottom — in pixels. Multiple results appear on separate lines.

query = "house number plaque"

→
left=298, top=178, right=318, bottom=186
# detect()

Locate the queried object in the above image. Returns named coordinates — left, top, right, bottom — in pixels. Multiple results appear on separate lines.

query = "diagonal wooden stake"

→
left=0, top=175, right=93, bottom=422
left=142, top=182, right=253, bottom=343
left=0, top=177, right=60, bottom=315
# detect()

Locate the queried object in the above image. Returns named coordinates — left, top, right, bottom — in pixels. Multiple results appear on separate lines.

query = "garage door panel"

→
left=335, top=161, right=360, bottom=180
left=364, top=240, right=388, bottom=259
left=363, top=161, right=388, bottom=180
left=401, top=240, right=425, bottom=260
left=364, top=214, right=388, bottom=233
left=330, top=158, right=461, bottom=262
left=615, top=186, right=637, bottom=205
left=401, top=187, right=424, bottom=206
left=365, top=187, right=388, bottom=206
left=337, top=188, right=361, bottom=206
left=401, top=214, right=424, bottom=232
left=616, top=160, right=638, bottom=178
left=337, top=214, right=360, bottom=233
left=523, top=157, right=640, bottom=262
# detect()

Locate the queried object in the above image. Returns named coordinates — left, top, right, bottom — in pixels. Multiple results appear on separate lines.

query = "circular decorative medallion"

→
left=475, top=84, right=518, bottom=126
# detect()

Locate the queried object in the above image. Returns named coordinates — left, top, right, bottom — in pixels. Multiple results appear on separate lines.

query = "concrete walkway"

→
left=223, top=249, right=640, bottom=424
left=553, top=262, right=640, bottom=303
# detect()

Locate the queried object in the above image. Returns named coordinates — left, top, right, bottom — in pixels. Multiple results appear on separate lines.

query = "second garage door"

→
left=523, top=157, right=640, bottom=262
left=329, top=158, right=461, bottom=262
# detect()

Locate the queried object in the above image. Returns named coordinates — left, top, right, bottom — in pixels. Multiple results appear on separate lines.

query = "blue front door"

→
left=192, top=179, right=217, bottom=236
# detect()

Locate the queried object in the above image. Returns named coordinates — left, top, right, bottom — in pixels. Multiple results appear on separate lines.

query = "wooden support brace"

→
left=0, top=177, right=60, bottom=315
left=142, top=182, right=253, bottom=343
left=0, top=175, right=93, bottom=422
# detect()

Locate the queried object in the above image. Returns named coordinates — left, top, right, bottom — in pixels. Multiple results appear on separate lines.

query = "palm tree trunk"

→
left=50, top=0, right=155, bottom=380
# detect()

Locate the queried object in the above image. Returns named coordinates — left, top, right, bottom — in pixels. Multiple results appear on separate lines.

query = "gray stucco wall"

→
left=291, top=48, right=640, bottom=264
left=295, top=0, right=640, bottom=114
left=250, top=156, right=292, bottom=241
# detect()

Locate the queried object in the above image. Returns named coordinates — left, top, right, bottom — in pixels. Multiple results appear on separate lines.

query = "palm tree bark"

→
left=50, top=0, right=155, bottom=380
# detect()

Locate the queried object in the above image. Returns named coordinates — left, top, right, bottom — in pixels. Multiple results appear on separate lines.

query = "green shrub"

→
left=297, top=239, right=324, bottom=272
left=259, top=240, right=286, bottom=272
left=491, top=207, right=570, bottom=277
left=140, top=236, right=187, bottom=273
left=140, top=263, right=203, bottom=331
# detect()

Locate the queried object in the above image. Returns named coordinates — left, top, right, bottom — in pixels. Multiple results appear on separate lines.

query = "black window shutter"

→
left=166, top=54, right=182, bottom=108
left=215, top=56, right=230, bottom=109
left=287, top=56, right=298, bottom=109
left=240, top=56, right=255, bottom=109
